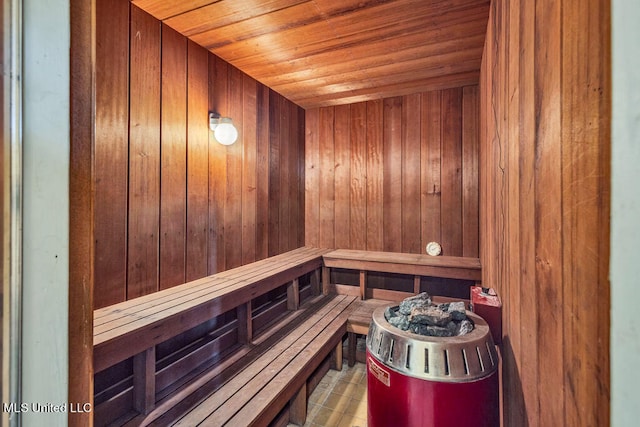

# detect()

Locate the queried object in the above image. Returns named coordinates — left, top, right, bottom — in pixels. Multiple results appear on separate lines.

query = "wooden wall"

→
left=70, top=2, right=95, bottom=425
left=95, top=0, right=305, bottom=308
left=480, top=0, right=610, bottom=425
left=305, top=87, right=479, bottom=257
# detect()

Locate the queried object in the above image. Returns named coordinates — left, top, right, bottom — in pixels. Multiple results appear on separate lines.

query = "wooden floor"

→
left=288, top=361, right=368, bottom=427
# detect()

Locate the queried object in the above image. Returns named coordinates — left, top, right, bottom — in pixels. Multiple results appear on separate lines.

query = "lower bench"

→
left=152, top=294, right=358, bottom=427
left=346, top=299, right=393, bottom=366
left=94, top=247, right=329, bottom=425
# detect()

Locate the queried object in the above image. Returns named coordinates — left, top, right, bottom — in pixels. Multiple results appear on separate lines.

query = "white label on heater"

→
left=369, top=356, right=391, bottom=387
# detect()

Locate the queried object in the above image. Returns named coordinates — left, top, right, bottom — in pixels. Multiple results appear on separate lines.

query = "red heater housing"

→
left=471, top=286, right=503, bottom=346
left=366, top=307, right=499, bottom=427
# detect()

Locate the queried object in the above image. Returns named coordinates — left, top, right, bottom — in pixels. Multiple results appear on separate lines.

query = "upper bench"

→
left=323, top=249, right=481, bottom=280
left=322, top=249, right=481, bottom=301
left=94, top=246, right=329, bottom=373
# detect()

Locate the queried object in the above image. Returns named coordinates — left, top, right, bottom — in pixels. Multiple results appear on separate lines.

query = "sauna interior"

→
left=17, top=0, right=615, bottom=425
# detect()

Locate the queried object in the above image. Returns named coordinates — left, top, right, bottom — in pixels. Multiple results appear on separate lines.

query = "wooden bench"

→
left=93, top=247, right=330, bottom=425
left=323, top=249, right=482, bottom=301
left=166, top=294, right=358, bottom=427
left=94, top=247, right=483, bottom=425
left=324, top=249, right=483, bottom=366
left=345, top=299, right=393, bottom=366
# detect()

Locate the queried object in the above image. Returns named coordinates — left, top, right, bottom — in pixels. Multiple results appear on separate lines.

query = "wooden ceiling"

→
left=132, top=0, right=490, bottom=109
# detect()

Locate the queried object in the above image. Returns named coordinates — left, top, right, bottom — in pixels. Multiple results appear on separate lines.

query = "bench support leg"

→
left=414, top=275, right=421, bottom=294
left=287, top=278, right=300, bottom=311
left=322, top=266, right=330, bottom=295
left=133, top=347, right=155, bottom=415
left=359, top=270, right=366, bottom=300
left=348, top=332, right=357, bottom=367
left=238, top=302, right=253, bottom=343
left=331, top=340, right=343, bottom=371
left=311, top=268, right=321, bottom=295
left=289, top=383, right=307, bottom=426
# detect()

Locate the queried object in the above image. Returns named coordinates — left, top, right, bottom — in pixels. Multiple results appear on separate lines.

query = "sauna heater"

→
left=366, top=306, right=499, bottom=427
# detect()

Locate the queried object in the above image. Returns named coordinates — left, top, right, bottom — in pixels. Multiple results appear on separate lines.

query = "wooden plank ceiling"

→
left=132, top=0, right=490, bottom=108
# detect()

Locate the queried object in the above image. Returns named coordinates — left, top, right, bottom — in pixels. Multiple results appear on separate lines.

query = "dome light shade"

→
left=214, top=121, right=238, bottom=145
left=209, top=114, right=238, bottom=145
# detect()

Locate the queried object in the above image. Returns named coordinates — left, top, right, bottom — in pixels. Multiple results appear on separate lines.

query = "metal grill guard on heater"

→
left=366, top=306, right=499, bottom=427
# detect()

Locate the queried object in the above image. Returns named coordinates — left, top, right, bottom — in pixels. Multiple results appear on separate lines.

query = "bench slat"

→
left=226, top=299, right=357, bottom=427
left=173, top=294, right=356, bottom=426
left=172, top=294, right=349, bottom=425
left=95, top=247, right=326, bottom=327
left=346, top=299, right=393, bottom=333
left=210, top=298, right=353, bottom=425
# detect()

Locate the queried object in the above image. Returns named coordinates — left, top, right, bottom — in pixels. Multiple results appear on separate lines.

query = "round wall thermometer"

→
left=426, top=242, right=442, bottom=256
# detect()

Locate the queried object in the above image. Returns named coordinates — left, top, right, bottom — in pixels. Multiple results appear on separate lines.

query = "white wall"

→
left=21, top=0, right=69, bottom=425
left=611, top=0, right=640, bottom=425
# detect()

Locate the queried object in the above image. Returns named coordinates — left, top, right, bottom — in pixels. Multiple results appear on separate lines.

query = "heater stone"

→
left=409, top=305, right=453, bottom=326
left=398, top=292, right=432, bottom=315
left=385, top=292, right=474, bottom=337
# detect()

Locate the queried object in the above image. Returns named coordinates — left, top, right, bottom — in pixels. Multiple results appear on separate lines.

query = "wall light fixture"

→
left=209, top=113, right=238, bottom=145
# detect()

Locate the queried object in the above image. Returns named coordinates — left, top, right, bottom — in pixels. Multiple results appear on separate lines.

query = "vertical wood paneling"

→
left=208, top=56, right=227, bottom=273
left=318, top=107, right=335, bottom=249
left=95, top=5, right=307, bottom=306
left=69, top=0, right=95, bottom=422
left=95, top=0, right=129, bottom=308
left=291, top=104, right=301, bottom=252
left=350, top=102, right=367, bottom=250
left=383, top=97, right=403, bottom=253
left=306, top=88, right=478, bottom=257
left=225, top=66, right=244, bottom=269
left=365, top=100, right=384, bottom=251
left=127, top=5, right=161, bottom=299
left=278, top=95, right=291, bottom=252
left=242, top=74, right=257, bottom=264
left=561, top=0, right=611, bottom=425
left=534, top=0, right=564, bottom=423
left=334, top=104, right=351, bottom=249
left=291, top=105, right=301, bottom=250
left=185, top=40, right=209, bottom=282
left=517, top=1, right=537, bottom=423
left=480, top=0, right=610, bottom=424
left=494, top=0, right=506, bottom=292
left=268, top=90, right=281, bottom=255
left=297, top=107, right=306, bottom=248
left=421, top=92, right=442, bottom=248
left=285, top=97, right=296, bottom=252
left=440, top=88, right=463, bottom=256
left=256, top=84, right=270, bottom=260
left=160, top=25, right=187, bottom=290
left=504, top=0, right=524, bottom=423
left=462, top=85, right=479, bottom=258
left=304, top=108, right=320, bottom=247
left=402, top=94, right=421, bottom=254
left=290, top=104, right=303, bottom=250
